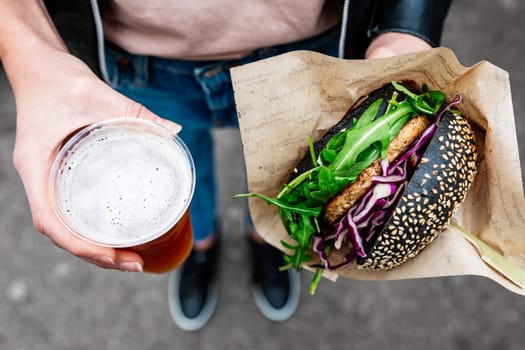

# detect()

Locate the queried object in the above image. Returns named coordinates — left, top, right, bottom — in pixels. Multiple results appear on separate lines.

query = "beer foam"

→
left=55, top=125, right=194, bottom=246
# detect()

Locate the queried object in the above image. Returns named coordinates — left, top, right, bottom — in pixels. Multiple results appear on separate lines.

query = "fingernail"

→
left=172, top=123, right=182, bottom=135
left=119, top=262, right=143, bottom=273
left=91, top=256, right=116, bottom=267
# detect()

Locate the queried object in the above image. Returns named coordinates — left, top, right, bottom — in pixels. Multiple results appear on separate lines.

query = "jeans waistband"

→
left=105, top=23, right=341, bottom=75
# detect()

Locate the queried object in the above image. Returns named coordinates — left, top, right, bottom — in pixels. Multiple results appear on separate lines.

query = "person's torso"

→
left=100, top=0, right=343, bottom=60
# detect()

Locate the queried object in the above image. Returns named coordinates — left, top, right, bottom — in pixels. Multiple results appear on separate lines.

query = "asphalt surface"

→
left=1, top=1, right=525, bottom=349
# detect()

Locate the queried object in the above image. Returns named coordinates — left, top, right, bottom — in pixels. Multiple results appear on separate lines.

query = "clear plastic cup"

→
left=49, top=117, right=195, bottom=273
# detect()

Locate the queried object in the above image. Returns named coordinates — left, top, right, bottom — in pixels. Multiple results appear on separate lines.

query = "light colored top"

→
left=100, top=0, right=343, bottom=60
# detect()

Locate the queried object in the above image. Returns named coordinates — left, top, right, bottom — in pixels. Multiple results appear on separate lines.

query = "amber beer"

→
left=49, top=118, right=195, bottom=273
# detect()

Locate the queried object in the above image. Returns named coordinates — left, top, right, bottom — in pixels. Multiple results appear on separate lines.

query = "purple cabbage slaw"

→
left=311, top=95, right=462, bottom=271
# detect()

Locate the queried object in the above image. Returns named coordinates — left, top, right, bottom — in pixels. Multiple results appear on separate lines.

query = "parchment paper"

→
left=230, top=48, right=525, bottom=295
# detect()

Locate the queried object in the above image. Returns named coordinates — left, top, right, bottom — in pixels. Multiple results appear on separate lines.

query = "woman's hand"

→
left=365, top=32, right=433, bottom=59
left=7, top=45, right=180, bottom=272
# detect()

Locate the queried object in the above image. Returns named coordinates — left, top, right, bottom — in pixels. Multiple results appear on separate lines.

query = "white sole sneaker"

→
left=251, top=268, right=301, bottom=322
left=168, top=268, right=219, bottom=332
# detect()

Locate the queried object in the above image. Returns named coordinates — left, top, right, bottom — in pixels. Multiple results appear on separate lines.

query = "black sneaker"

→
left=168, top=240, right=219, bottom=331
left=249, top=239, right=301, bottom=322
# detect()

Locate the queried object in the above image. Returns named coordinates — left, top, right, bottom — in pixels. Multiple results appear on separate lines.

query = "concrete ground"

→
left=1, top=1, right=525, bottom=349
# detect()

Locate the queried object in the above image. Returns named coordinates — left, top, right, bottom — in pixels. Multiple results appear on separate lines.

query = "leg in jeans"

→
left=104, top=46, right=220, bottom=331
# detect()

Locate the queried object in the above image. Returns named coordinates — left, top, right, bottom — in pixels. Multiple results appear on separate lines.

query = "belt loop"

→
left=133, top=56, right=149, bottom=87
left=256, top=47, right=279, bottom=60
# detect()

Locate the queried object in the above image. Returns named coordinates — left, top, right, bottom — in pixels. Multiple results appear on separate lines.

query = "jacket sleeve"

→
left=44, top=0, right=102, bottom=77
left=368, top=0, right=453, bottom=47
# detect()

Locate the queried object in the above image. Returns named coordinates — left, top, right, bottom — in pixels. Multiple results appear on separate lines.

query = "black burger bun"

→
left=358, top=110, right=477, bottom=270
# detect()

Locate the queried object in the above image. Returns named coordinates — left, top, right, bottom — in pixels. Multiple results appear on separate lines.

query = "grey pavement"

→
left=2, top=1, right=525, bottom=349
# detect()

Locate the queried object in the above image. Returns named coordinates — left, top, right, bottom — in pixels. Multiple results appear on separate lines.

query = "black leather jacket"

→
left=44, top=0, right=452, bottom=78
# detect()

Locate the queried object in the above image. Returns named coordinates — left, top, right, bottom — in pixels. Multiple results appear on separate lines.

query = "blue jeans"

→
left=104, top=25, right=339, bottom=242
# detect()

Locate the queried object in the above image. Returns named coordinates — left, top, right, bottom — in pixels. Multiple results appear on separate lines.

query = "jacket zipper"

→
left=338, top=0, right=350, bottom=58
left=90, top=0, right=109, bottom=82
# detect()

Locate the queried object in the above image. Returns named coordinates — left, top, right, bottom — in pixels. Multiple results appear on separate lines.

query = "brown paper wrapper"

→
left=230, top=48, right=525, bottom=295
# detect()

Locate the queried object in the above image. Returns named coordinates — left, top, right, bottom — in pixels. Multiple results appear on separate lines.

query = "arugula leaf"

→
left=353, top=98, right=383, bottom=129
left=392, top=81, right=445, bottom=114
left=308, top=135, right=318, bottom=167
left=282, top=213, right=318, bottom=267
left=309, top=269, right=324, bottom=295
left=319, top=99, right=382, bottom=166
left=234, top=192, right=321, bottom=216
left=317, top=167, right=340, bottom=198
left=329, top=101, right=415, bottom=171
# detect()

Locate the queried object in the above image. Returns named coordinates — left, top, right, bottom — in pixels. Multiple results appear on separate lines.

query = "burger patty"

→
left=322, top=115, right=431, bottom=224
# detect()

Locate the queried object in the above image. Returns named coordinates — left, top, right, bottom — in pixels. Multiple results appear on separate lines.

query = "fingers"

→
left=123, top=98, right=183, bottom=135
left=17, top=154, right=144, bottom=272
left=82, top=251, right=144, bottom=272
left=47, top=222, right=145, bottom=272
left=365, top=32, right=432, bottom=60
left=37, top=207, right=145, bottom=272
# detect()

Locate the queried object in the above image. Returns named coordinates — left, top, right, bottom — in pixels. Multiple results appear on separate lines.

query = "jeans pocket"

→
left=105, top=43, right=149, bottom=90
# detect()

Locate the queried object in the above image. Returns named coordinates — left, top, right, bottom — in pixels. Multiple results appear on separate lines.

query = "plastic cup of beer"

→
left=49, top=117, right=195, bottom=273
